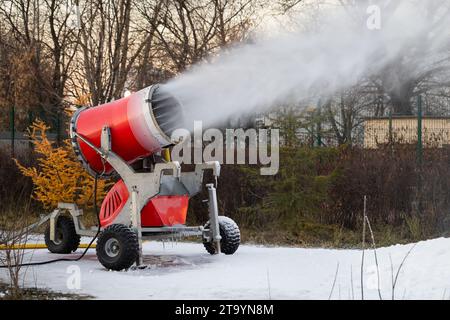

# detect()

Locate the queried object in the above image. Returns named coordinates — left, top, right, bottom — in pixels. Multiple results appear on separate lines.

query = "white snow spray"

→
left=161, top=0, right=450, bottom=129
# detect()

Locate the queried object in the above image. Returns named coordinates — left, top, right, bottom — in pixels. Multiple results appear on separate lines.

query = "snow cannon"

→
left=41, top=84, right=240, bottom=271
left=69, top=85, right=184, bottom=178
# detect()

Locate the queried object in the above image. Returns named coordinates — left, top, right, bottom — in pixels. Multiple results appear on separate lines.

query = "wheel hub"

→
left=105, top=238, right=120, bottom=258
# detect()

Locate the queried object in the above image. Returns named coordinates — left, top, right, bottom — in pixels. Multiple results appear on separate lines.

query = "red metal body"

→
left=140, top=195, right=189, bottom=226
left=99, top=180, right=189, bottom=228
left=71, top=86, right=173, bottom=177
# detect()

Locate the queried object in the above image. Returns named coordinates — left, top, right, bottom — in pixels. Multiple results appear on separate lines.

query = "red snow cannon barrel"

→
left=70, top=85, right=184, bottom=177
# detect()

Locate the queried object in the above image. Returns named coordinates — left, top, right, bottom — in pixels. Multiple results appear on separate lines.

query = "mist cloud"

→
left=162, top=0, right=450, bottom=128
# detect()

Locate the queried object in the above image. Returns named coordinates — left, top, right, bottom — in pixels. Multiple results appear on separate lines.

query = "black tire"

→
left=45, top=216, right=81, bottom=254
left=203, top=216, right=240, bottom=255
left=96, top=224, right=138, bottom=271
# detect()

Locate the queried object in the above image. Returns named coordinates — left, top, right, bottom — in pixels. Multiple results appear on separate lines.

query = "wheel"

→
left=96, top=224, right=138, bottom=271
left=45, top=216, right=81, bottom=254
left=203, top=216, right=240, bottom=255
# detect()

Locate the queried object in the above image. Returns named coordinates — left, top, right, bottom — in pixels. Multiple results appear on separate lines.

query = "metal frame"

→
left=51, top=125, right=223, bottom=266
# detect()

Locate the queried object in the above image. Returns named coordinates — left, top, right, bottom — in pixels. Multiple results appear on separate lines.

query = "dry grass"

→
left=0, top=281, right=92, bottom=300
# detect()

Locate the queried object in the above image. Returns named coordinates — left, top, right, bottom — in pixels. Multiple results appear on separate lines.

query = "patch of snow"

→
left=1, top=237, right=450, bottom=299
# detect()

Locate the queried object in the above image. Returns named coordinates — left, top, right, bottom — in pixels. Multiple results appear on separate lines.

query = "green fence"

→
left=0, top=106, right=66, bottom=157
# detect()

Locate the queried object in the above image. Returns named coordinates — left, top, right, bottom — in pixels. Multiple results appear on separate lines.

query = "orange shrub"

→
left=15, top=120, right=110, bottom=209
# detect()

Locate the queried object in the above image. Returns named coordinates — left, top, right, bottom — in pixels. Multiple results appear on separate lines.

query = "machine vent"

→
left=102, top=190, right=123, bottom=218
left=151, top=86, right=184, bottom=138
left=99, top=180, right=129, bottom=227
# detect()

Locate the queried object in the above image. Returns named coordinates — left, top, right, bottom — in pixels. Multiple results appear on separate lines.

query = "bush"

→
left=14, top=120, right=110, bottom=210
left=193, top=144, right=450, bottom=246
left=330, top=145, right=450, bottom=234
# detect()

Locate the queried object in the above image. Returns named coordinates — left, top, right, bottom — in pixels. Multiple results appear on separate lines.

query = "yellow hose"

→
left=162, top=148, right=171, bottom=162
left=0, top=243, right=96, bottom=250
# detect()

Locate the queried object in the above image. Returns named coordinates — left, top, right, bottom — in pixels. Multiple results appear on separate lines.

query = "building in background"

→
left=364, top=116, right=450, bottom=148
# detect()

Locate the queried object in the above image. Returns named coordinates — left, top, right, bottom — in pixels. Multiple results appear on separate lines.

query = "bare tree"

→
left=45, top=0, right=81, bottom=109
left=325, top=86, right=376, bottom=146
left=140, top=0, right=260, bottom=74
left=133, top=1, right=167, bottom=89
left=0, top=0, right=47, bottom=126
left=76, top=0, right=169, bottom=105
left=337, top=0, right=450, bottom=116
left=0, top=0, right=82, bottom=139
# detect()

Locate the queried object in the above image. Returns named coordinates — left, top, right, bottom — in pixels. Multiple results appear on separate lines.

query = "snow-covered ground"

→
left=1, top=237, right=450, bottom=300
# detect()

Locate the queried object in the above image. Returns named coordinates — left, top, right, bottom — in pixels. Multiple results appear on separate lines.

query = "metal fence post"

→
left=10, top=106, right=15, bottom=157
left=28, top=110, right=33, bottom=150
left=316, top=100, right=322, bottom=147
left=388, top=107, right=393, bottom=144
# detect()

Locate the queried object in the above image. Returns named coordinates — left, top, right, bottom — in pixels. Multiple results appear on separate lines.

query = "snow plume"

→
left=162, top=0, right=450, bottom=129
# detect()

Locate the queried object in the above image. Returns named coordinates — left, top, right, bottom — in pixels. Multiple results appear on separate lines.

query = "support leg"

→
left=49, top=209, right=61, bottom=242
left=130, top=187, right=144, bottom=266
left=206, top=183, right=221, bottom=254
